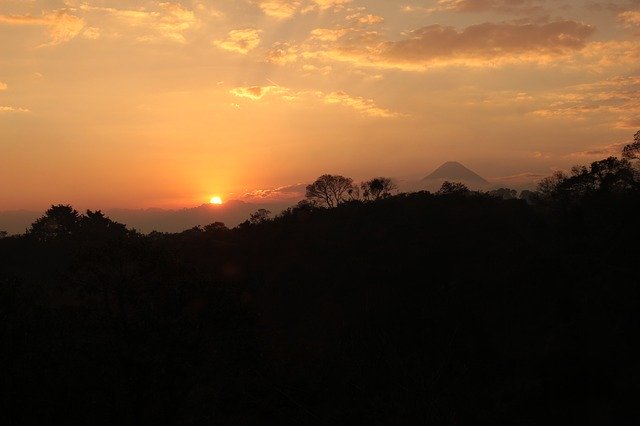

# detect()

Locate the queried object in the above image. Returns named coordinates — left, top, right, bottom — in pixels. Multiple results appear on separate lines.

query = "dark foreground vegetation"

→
left=2, top=134, right=640, bottom=425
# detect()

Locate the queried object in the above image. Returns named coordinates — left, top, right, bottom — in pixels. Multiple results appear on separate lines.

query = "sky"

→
left=1, top=0, right=639, bottom=211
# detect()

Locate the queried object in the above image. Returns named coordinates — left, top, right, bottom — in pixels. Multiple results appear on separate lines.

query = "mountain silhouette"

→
left=422, top=161, right=488, bottom=184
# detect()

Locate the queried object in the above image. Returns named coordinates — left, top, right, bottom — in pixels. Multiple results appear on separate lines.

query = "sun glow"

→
left=210, top=196, right=223, bottom=205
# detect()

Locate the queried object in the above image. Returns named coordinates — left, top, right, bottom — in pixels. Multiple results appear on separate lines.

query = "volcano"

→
left=422, top=161, right=488, bottom=184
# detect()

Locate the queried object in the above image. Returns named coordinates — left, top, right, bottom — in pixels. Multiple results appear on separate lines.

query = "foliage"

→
left=436, top=180, right=470, bottom=195
left=360, top=177, right=397, bottom=200
left=536, top=157, right=639, bottom=203
left=249, top=208, right=271, bottom=224
left=487, top=187, right=517, bottom=200
left=3, top=132, right=640, bottom=424
left=27, top=204, right=81, bottom=241
left=621, top=130, right=640, bottom=160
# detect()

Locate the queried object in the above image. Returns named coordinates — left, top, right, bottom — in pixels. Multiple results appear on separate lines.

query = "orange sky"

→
left=1, top=0, right=639, bottom=210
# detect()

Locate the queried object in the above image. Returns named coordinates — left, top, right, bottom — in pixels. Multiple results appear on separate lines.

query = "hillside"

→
left=2, top=164, right=640, bottom=424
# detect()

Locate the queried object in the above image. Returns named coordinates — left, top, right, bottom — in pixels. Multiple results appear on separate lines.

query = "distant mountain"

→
left=0, top=199, right=298, bottom=235
left=406, top=161, right=490, bottom=192
left=106, top=199, right=295, bottom=234
left=0, top=210, right=39, bottom=235
left=422, top=161, right=488, bottom=184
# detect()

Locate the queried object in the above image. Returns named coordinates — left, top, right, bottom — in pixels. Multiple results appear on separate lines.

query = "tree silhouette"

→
left=436, top=181, right=469, bottom=195
left=249, top=208, right=271, bottom=224
left=361, top=177, right=397, bottom=200
left=305, top=174, right=355, bottom=208
left=621, top=130, right=640, bottom=160
left=28, top=204, right=81, bottom=241
left=536, top=170, right=568, bottom=200
left=204, top=221, right=228, bottom=233
left=0, top=230, right=7, bottom=239
left=79, top=210, right=128, bottom=239
left=487, top=188, right=517, bottom=200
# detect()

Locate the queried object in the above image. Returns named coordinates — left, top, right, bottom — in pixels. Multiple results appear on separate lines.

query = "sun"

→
left=210, top=196, right=223, bottom=205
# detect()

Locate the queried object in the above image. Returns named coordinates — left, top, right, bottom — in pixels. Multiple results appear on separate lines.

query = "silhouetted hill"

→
left=423, top=161, right=489, bottom=184
left=0, top=210, right=40, bottom=235
left=106, top=199, right=292, bottom=233
left=0, top=200, right=296, bottom=235
left=2, top=153, right=640, bottom=424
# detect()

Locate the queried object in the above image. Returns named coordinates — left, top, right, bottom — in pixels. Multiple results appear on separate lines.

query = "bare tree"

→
left=305, top=174, right=355, bottom=208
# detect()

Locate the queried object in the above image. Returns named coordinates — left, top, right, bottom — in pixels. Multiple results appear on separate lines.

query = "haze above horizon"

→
left=1, top=0, right=639, bottom=211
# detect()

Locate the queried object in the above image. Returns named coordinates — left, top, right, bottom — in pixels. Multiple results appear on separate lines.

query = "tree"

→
left=79, top=210, right=128, bottom=238
left=0, top=230, right=7, bottom=239
left=204, top=222, right=228, bottom=233
left=621, top=130, right=640, bottom=160
left=305, top=174, right=355, bottom=208
left=487, top=188, right=517, bottom=200
left=361, top=177, right=397, bottom=201
left=536, top=170, right=568, bottom=200
left=436, top=181, right=469, bottom=196
left=536, top=157, right=640, bottom=203
left=249, top=209, right=271, bottom=224
left=28, top=204, right=81, bottom=241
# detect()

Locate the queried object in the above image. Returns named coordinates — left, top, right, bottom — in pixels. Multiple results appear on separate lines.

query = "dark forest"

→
left=2, top=133, right=640, bottom=425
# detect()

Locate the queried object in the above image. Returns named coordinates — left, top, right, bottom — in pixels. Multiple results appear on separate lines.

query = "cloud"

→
left=230, top=85, right=285, bottom=99
left=323, top=91, right=399, bottom=117
left=569, top=142, right=628, bottom=157
left=252, top=0, right=352, bottom=19
left=619, top=10, right=640, bottom=29
left=0, top=82, right=7, bottom=91
left=383, top=21, right=595, bottom=63
left=230, top=84, right=399, bottom=117
left=531, top=76, right=640, bottom=128
left=214, top=28, right=261, bottom=54
left=0, top=9, right=84, bottom=46
left=310, top=27, right=352, bottom=41
left=0, top=106, right=30, bottom=113
left=306, top=20, right=596, bottom=70
left=242, top=183, right=307, bottom=201
left=252, top=0, right=301, bottom=19
left=489, top=172, right=546, bottom=182
left=78, top=2, right=197, bottom=43
left=266, top=42, right=299, bottom=64
left=82, top=26, right=100, bottom=39
left=346, top=13, right=384, bottom=25
left=312, top=0, right=352, bottom=11
left=402, top=0, right=548, bottom=15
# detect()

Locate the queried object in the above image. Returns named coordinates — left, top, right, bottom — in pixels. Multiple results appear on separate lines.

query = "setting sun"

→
left=210, top=196, right=223, bottom=205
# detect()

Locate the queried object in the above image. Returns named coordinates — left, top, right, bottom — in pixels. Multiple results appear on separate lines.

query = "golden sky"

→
left=1, top=0, right=639, bottom=210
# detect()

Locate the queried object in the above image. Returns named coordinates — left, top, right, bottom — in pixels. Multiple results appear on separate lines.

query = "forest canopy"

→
left=2, top=131, right=640, bottom=425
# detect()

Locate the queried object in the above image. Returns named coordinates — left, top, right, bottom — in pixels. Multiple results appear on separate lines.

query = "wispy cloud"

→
left=0, top=9, right=84, bottom=46
left=531, top=76, right=640, bottom=128
left=305, top=20, right=596, bottom=70
left=569, top=142, right=628, bottom=157
left=230, top=84, right=399, bottom=117
left=78, top=2, right=197, bottom=43
left=323, top=91, right=399, bottom=117
left=0, top=106, right=30, bottom=113
left=242, top=183, right=307, bottom=201
left=214, top=28, right=262, bottom=54
left=251, top=0, right=352, bottom=19
left=402, top=0, right=549, bottom=15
